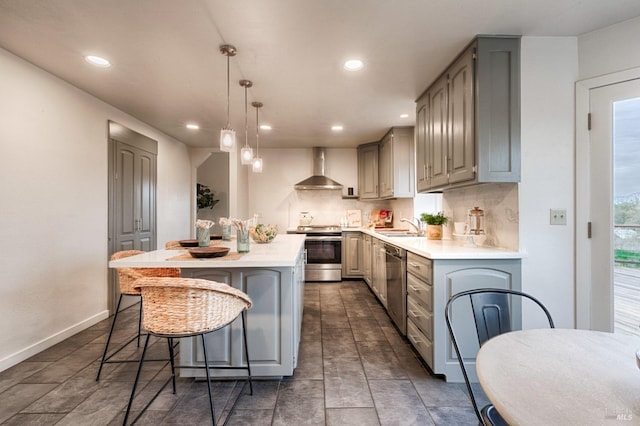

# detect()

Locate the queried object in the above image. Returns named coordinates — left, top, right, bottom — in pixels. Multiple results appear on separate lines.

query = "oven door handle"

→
left=305, top=236, right=342, bottom=241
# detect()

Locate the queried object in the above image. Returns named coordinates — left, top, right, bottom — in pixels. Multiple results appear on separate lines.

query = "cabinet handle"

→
left=408, top=285, right=420, bottom=292
left=409, top=262, right=421, bottom=268
left=409, top=309, right=421, bottom=318
left=409, top=333, right=423, bottom=344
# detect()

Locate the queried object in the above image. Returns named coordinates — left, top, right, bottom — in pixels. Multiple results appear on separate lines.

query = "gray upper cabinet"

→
left=416, top=36, right=520, bottom=193
left=378, top=126, right=415, bottom=199
left=358, top=142, right=379, bottom=199
left=359, top=127, right=415, bottom=200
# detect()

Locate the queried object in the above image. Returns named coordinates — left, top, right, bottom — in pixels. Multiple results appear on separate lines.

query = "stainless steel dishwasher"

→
left=384, top=242, right=407, bottom=335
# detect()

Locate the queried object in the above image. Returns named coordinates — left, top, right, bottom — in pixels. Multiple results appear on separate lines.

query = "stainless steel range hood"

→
left=294, top=147, right=343, bottom=190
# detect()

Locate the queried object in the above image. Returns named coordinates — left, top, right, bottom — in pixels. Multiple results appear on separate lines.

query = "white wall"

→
left=197, top=153, right=229, bottom=232
left=249, top=148, right=376, bottom=229
left=519, top=37, right=578, bottom=328
left=0, top=48, right=192, bottom=371
left=578, top=16, right=640, bottom=80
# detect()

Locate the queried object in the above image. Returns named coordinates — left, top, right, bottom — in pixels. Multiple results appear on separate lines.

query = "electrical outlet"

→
left=550, top=209, right=567, bottom=225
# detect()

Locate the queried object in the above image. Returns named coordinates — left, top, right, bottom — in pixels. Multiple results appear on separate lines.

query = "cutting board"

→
left=346, top=209, right=362, bottom=227
left=370, top=209, right=393, bottom=227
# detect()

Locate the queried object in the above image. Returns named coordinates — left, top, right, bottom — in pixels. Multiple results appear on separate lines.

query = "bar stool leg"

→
left=123, top=333, right=151, bottom=426
left=241, top=311, right=253, bottom=395
left=167, top=337, right=177, bottom=394
left=201, top=334, right=216, bottom=425
left=96, top=294, right=124, bottom=381
left=137, top=301, right=143, bottom=347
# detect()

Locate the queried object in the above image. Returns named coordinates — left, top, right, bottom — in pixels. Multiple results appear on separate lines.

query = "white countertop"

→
left=359, top=229, right=522, bottom=259
left=109, top=234, right=306, bottom=268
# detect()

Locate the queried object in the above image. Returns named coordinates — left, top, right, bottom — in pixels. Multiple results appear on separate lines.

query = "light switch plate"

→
left=550, top=209, right=567, bottom=225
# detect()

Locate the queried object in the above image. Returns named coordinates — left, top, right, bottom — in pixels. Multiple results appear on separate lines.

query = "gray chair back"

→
left=445, top=288, right=554, bottom=425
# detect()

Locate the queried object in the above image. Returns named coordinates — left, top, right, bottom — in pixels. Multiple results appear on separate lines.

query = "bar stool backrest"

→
left=134, top=277, right=253, bottom=336
left=110, top=250, right=180, bottom=295
left=164, top=240, right=182, bottom=249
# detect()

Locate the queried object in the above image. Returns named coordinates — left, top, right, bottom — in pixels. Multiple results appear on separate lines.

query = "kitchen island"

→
left=109, top=234, right=306, bottom=378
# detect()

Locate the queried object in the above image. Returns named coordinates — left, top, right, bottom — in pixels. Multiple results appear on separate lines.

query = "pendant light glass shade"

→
left=220, top=128, right=235, bottom=152
left=252, top=101, right=263, bottom=173
left=219, top=45, right=237, bottom=152
left=239, top=79, right=254, bottom=165
left=241, top=146, right=253, bottom=164
left=252, top=157, right=263, bottom=173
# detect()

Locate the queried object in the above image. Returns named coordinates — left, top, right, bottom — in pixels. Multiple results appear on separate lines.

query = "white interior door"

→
left=580, top=79, right=640, bottom=331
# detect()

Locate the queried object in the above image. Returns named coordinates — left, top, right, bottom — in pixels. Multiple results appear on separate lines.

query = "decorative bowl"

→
left=188, top=247, right=230, bottom=258
left=178, top=239, right=199, bottom=247
left=250, top=224, right=278, bottom=244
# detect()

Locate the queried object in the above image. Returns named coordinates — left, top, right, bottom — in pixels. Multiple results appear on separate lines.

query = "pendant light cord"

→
left=226, top=54, right=230, bottom=127
left=244, top=84, right=248, bottom=147
left=255, top=105, right=259, bottom=156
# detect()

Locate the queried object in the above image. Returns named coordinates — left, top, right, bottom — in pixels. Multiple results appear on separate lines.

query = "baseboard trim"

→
left=0, top=310, right=109, bottom=372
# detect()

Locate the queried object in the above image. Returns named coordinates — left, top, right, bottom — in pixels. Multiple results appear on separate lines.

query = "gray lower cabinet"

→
left=178, top=250, right=305, bottom=378
left=406, top=253, right=434, bottom=367
left=405, top=253, right=522, bottom=383
left=371, top=237, right=387, bottom=307
left=362, top=234, right=372, bottom=286
left=342, top=231, right=363, bottom=278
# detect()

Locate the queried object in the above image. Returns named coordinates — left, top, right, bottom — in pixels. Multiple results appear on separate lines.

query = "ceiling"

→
left=1, top=0, right=640, bottom=149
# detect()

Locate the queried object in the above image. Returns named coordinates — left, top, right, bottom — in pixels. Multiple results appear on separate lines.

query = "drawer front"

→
left=407, top=295, right=433, bottom=340
left=407, top=320, right=433, bottom=368
left=407, top=272, right=432, bottom=312
left=407, top=253, right=432, bottom=284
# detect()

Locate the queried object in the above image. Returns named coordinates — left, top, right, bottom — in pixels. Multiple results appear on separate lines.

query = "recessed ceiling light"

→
left=400, top=113, right=409, bottom=118
left=344, top=59, right=363, bottom=71
left=331, top=125, right=344, bottom=131
left=85, top=55, right=111, bottom=67
left=260, top=124, right=272, bottom=130
left=186, top=123, right=200, bottom=130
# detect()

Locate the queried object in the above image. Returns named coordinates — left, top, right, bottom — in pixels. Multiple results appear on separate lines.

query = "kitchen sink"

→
left=377, top=231, right=420, bottom=237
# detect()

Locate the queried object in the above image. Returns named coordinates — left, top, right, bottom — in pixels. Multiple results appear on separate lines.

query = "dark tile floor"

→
left=0, top=280, right=487, bottom=425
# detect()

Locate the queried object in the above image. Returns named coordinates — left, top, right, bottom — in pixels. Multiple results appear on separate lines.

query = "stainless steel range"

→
left=288, top=225, right=342, bottom=282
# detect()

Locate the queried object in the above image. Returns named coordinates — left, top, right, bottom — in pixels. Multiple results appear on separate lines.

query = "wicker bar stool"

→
left=164, top=240, right=182, bottom=249
left=123, top=277, right=253, bottom=426
left=96, top=250, right=180, bottom=381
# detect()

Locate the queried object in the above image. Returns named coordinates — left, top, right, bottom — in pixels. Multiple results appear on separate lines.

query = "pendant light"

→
left=239, top=79, right=253, bottom=165
left=252, top=101, right=263, bottom=173
left=219, top=45, right=237, bottom=152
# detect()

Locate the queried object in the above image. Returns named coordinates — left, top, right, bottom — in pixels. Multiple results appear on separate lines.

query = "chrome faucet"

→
left=400, top=217, right=423, bottom=235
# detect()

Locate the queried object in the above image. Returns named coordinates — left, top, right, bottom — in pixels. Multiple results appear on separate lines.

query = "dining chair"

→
left=123, top=277, right=253, bottom=426
left=96, top=250, right=181, bottom=381
left=445, top=288, right=555, bottom=426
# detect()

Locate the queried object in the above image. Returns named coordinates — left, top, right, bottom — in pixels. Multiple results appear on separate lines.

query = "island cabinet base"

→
left=178, top=261, right=304, bottom=378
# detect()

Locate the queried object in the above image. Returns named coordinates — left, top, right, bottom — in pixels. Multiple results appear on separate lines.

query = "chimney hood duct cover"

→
left=294, top=147, right=344, bottom=190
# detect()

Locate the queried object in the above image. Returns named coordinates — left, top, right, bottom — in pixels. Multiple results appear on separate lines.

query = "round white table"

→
left=476, top=328, right=640, bottom=425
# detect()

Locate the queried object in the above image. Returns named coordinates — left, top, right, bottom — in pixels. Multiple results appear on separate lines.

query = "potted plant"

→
left=197, top=183, right=219, bottom=210
left=420, top=212, right=449, bottom=240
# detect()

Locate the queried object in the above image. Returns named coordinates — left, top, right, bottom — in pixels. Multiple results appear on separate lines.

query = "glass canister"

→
left=197, top=227, right=211, bottom=247
left=468, top=207, right=485, bottom=235
left=221, top=223, right=232, bottom=241
left=236, top=229, right=250, bottom=253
